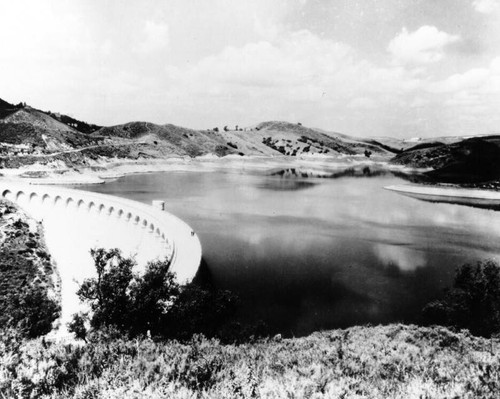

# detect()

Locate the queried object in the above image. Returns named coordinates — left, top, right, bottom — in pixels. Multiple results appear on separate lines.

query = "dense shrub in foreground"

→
left=423, top=259, right=500, bottom=337
left=71, top=248, right=242, bottom=342
left=1, top=324, right=499, bottom=398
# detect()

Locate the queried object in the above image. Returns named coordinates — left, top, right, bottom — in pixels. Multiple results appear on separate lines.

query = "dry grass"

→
left=1, top=324, right=499, bottom=398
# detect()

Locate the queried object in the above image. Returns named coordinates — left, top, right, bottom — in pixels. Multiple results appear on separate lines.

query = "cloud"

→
left=134, top=21, right=169, bottom=54
left=430, top=57, right=500, bottom=100
left=472, top=0, right=499, bottom=13
left=374, top=244, right=426, bottom=272
left=388, top=26, right=460, bottom=64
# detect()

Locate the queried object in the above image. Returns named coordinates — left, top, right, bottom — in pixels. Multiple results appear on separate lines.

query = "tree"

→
left=223, top=125, right=228, bottom=132
left=74, top=248, right=243, bottom=341
left=423, top=260, right=500, bottom=337
left=128, top=259, right=180, bottom=336
left=68, top=313, right=88, bottom=341
left=161, top=284, right=238, bottom=341
left=76, top=248, right=135, bottom=331
left=213, top=127, right=219, bottom=132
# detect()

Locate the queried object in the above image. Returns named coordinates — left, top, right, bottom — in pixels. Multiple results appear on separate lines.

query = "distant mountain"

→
left=94, top=119, right=398, bottom=159
left=13, top=95, right=500, bottom=174
left=0, top=105, right=102, bottom=154
left=391, top=136, right=500, bottom=183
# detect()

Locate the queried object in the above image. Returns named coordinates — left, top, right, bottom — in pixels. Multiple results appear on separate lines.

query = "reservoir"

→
left=73, top=164, right=500, bottom=336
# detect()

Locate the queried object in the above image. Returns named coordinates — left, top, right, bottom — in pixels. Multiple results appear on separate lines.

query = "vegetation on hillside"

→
left=423, top=260, right=500, bottom=337
left=0, top=200, right=60, bottom=338
left=391, top=136, right=500, bottom=184
left=1, top=324, right=499, bottom=398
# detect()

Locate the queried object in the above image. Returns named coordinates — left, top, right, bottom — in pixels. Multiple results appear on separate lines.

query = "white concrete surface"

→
left=0, top=182, right=202, bottom=330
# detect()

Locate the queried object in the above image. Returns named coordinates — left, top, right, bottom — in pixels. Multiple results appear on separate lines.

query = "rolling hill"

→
left=0, top=96, right=401, bottom=170
left=391, top=136, right=500, bottom=183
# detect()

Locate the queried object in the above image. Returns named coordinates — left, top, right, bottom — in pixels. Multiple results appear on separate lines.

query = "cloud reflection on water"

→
left=75, top=169, right=500, bottom=335
left=374, top=243, right=427, bottom=272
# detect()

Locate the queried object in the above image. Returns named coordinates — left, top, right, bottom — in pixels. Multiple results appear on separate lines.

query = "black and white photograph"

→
left=0, top=0, right=499, bottom=398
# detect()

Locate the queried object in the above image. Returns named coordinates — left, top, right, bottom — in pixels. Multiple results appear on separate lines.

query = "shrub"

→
left=423, top=260, right=500, bottom=337
left=74, top=248, right=241, bottom=342
left=76, top=248, right=135, bottom=331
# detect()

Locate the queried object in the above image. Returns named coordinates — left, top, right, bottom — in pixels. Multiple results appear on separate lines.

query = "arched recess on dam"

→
left=0, top=182, right=202, bottom=330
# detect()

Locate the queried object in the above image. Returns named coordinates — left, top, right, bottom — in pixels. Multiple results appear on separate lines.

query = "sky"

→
left=1, top=0, right=500, bottom=138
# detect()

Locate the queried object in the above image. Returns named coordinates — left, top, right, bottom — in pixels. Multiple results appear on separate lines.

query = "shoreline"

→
left=0, top=154, right=423, bottom=185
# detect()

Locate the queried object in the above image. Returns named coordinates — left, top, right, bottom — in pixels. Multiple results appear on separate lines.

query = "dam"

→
left=0, top=182, right=202, bottom=328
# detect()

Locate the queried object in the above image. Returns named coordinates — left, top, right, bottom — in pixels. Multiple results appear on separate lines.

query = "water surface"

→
left=74, top=166, right=500, bottom=336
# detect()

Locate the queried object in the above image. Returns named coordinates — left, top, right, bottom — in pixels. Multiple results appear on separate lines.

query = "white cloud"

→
left=472, top=0, right=499, bottom=13
left=134, top=21, right=169, bottom=54
left=388, top=26, right=459, bottom=64
left=348, top=97, right=377, bottom=110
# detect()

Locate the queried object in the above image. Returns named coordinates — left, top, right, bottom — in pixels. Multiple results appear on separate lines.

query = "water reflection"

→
left=374, top=244, right=426, bottom=272
left=73, top=169, right=500, bottom=336
left=258, top=179, right=316, bottom=191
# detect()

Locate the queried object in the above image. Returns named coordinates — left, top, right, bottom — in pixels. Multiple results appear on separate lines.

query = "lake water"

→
left=73, top=164, right=500, bottom=336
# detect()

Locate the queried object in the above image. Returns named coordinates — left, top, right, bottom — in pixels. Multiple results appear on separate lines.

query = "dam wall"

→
left=0, top=182, right=202, bottom=328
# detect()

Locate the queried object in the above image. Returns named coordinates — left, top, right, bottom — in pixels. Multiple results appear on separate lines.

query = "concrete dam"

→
left=1, top=182, right=202, bottom=328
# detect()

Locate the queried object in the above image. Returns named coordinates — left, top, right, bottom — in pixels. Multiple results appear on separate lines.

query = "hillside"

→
left=391, top=136, right=500, bottom=183
left=0, top=98, right=21, bottom=119
left=0, top=106, right=103, bottom=161
left=1, top=324, right=498, bottom=398
left=0, top=96, right=401, bottom=171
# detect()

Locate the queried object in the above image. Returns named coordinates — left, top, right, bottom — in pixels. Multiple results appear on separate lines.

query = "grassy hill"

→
left=391, top=136, right=500, bottom=183
left=1, top=324, right=498, bottom=398
left=0, top=96, right=400, bottom=170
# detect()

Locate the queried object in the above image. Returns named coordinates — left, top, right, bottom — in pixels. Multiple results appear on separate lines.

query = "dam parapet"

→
left=0, top=182, right=202, bottom=328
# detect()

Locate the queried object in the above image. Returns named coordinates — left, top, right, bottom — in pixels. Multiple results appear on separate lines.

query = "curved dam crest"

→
left=1, top=182, right=202, bottom=329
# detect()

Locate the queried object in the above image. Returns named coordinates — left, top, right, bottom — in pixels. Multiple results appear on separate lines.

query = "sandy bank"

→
left=0, top=154, right=420, bottom=185
left=385, top=184, right=500, bottom=208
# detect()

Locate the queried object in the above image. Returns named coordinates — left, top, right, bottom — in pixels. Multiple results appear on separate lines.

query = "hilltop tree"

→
left=224, top=125, right=228, bottom=132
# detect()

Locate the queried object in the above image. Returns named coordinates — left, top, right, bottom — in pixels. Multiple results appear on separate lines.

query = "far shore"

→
left=0, top=153, right=423, bottom=185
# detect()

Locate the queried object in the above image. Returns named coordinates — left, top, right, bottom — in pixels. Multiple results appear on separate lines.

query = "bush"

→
left=73, top=248, right=241, bottom=342
left=77, top=248, right=135, bottom=331
left=423, top=260, right=500, bottom=337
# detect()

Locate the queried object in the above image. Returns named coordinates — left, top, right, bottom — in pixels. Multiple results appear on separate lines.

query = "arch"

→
left=29, top=192, right=38, bottom=202
left=77, top=199, right=85, bottom=209
left=107, top=206, right=115, bottom=216
left=66, top=197, right=75, bottom=208
left=98, top=204, right=105, bottom=214
left=42, top=194, right=50, bottom=204
left=149, top=223, right=155, bottom=232
left=161, top=233, right=165, bottom=240
left=2, top=189, right=12, bottom=200
left=156, top=228, right=161, bottom=236
left=117, top=209, right=124, bottom=218
left=142, top=219, right=148, bottom=228
left=16, top=191, right=26, bottom=201
left=126, top=212, right=133, bottom=222
left=88, top=201, right=96, bottom=212
left=54, top=196, right=63, bottom=206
